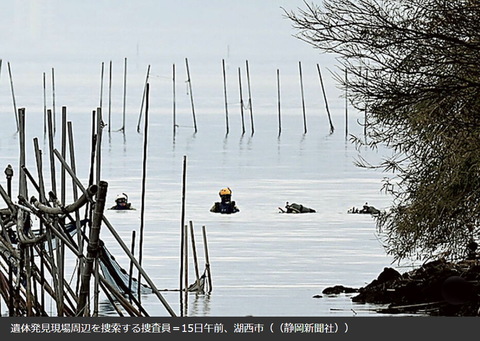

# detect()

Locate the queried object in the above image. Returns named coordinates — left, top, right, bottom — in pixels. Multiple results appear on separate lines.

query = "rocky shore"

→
left=321, top=259, right=480, bottom=316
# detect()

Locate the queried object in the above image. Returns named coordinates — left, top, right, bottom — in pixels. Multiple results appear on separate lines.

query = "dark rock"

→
left=322, top=285, right=359, bottom=295
left=350, top=259, right=480, bottom=316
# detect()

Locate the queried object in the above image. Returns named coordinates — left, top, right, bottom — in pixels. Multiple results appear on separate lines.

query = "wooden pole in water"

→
left=52, top=68, right=56, bottom=133
left=67, top=121, right=84, bottom=294
left=179, top=155, right=187, bottom=295
left=137, top=64, right=151, bottom=133
left=128, top=230, right=136, bottom=302
left=77, top=181, right=108, bottom=316
left=299, top=61, right=307, bottom=134
left=222, top=59, right=229, bottom=135
left=173, top=63, right=177, bottom=138
left=95, top=107, right=103, bottom=187
left=61, top=107, right=67, bottom=206
left=137, top=83, right=150, bottom=302
left=189, top=221, right=201, bottom=292
left=47, top=109, right=57, bottom=195
left=121, top=57, right=127, bottom=133
left=277, top=69, right=282, bottom=136
left=238, top=67, right=245, bottom=135
left=184, top=224, right=188, bottom=307
left=7, top=62, right=19, bottom=132
left=33, top=138, right=46, bottom=309
left=202, top=225, right=212, bottom=292
left=53, top=149, right=177, bottom=316
left=185, top=58, right=197, bottom=133
left=99, top=62, right=104, bottom=110
left=345, top=68, right=348, bottom=140
left=43, top=72, right=47, bottom=135
left=18, top=108, right=27, bottom=198
left=316, top=63, right=335, bottom=134
left=108, top=60, right=112, bottom=133
left=246, top=60, right=254, bottom=135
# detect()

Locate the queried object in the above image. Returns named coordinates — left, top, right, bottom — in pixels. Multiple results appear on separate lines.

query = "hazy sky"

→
left=1, top=0, right=320, bottom=65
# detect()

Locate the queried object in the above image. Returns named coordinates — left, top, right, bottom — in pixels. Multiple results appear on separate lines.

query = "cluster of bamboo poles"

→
left=130, top=58, right=342, bottom=139
left=0, top=101, right=177, bottom=317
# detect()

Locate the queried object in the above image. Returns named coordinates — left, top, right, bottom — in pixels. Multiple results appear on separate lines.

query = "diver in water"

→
left=111, top=193, right=132, bottom=210
left=210, top=187, right=239, bottom=214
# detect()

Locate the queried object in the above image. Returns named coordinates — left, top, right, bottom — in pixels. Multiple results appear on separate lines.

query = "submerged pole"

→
left=173, top=63, right=177, bottom=138
left=246, top=60, right=254, bottom=135
left=137, top=64, right=151, bottom=133
left=185, top=58, right=197, bottom=133
left=99, top=62, right=104, bottom=110
left=238, top=67, right=245, bottom=135
left=299, top=61, right=307, bottom=134
left=137, top=83, right=150, bottom=302
left=189, top=221, right=201, bottom=292
left=222, top=59, right=229, bottom=135
left=121, top=57, right=127, bottom=133
left=277, top=69, right=282, bottom=136
left=180, top=155, right=187, bottom=294
left=43, top=72, right=47, bottom=135
left=316, top=63, right=335, bottom=134
left=7, top=62, right=19, bottom=132
left=52, top=68, right=56, bottom=133
left=77, top=181, right=108, bottom=316
left=108, top=60, right=112, bottom=133
left=202, top=225, right=212, bottom=292
left=345, top=68, right=348, bottom=140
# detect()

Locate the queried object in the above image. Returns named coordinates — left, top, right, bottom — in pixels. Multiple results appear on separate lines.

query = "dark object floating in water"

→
left=279, top=202, right=316, bottom=213
left=347, top=202, right=380, bottom=215
left=109, top=193, right=135, bottom=210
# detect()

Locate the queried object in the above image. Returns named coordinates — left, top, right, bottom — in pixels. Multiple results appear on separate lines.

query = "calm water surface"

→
left=0, top=56, right=412, bottom=317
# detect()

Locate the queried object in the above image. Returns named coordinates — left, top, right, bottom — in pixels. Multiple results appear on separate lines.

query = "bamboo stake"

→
left=93, top=258, right=100, bottom=316
left=33, top=138, right=46, bottom=310
left=43, top=72, right=47, bottom=135
left=18, top=108, right=27, bottom=198
left=99, top=62, right=104, bottom=110
left=185, top=58, right=197, bottom=133
left=128, top=230, right=136, bottom=302
left=53, top=149, right=176, bottom=316
left=67, top=121, right=84, bottom=294
left=95, top=107, right=103, bottom=187
left=180, top=155, right=187, bottom=295
left=299, top=61, right=307, bottom=134
left=108, top=60, right=112, bottom=133
left=136, top=64, right=151, bottom=133
left=61, top=107, right=67, bottom=206
left=7, top=62, right=19, bottom=132
left=52, top=68, right=56, bottom=133
left=189, top=221, right=201, bottom=292
left=277, top=69, right=282, bottom=136
left=222, top=59, right=229, bottom=135
left=77, top=181, right=108, bottom=316
left=184, top=224, right=188, bottom=313
left=47, top=109, right=57, bottom=195
left=316, top=63, right=335, bottom=134
left=238, top=67, right=245, bottom=135
left=202, top=225, right=212, bottom=292
left=173, top=63, right=177, bottom=138
left=137, top=83, right=150, bottom=302
left=345, top=68, right=348, bottom=140
left=246, top=60, right=254, bottom=135
left=121, top=57, right=127, bottom=133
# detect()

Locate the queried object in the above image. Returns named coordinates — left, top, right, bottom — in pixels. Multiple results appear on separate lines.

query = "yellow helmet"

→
left=219, top=188, right=232, bottom=196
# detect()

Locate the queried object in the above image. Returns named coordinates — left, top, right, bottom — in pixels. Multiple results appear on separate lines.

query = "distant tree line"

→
left=285, top=0, right=480, bottom=262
